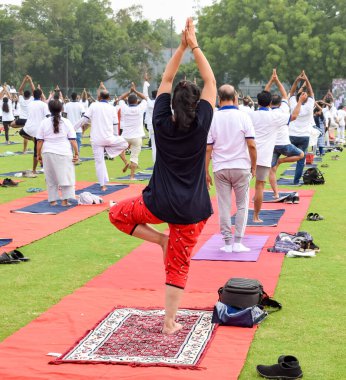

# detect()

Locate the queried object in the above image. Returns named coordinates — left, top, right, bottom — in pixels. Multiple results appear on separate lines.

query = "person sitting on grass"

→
left=109, top=17, right=216, bottom=334
left=36, top=100, right=79, bottom=206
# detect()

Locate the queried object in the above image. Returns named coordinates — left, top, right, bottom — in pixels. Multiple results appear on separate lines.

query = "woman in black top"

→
left=109, top=18, right=216, bottom=334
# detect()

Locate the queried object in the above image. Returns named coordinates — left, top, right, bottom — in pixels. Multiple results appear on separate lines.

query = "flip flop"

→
left=313, top=213, right=324, bottom=221
left=9, top=250, right=30, bottom=262
left=0, top=252, right=20, bottom=264
left=306, top=213, right=315, bottom=221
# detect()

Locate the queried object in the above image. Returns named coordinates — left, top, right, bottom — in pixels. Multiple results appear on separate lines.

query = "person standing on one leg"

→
left=206, top=84, right=256, bottom=252
left=266, top=75, right=305, bottom=198
left=74, top=87, right=128, bottom=191
left=109, top=18, right=216, bottom=334
left=64, top=92, right=84, bottom=157
left=249, top=69, right=291, bottom=222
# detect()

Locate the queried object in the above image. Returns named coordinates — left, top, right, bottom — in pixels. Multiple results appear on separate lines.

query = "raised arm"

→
left=273, top=69, right=288, bottom=100
left=18, top=75, right=28, bottom=95
left=301, top=71, right=314, bottom=98
left=157, top=26, right=188, bottom=97
left=185, top=18, right=216, bottom=107
left=131, top=82, right=147, bottom=100
left=27, top=76, right=35, bottom=92
left=289, top=72, right=304, bottom=98
left=264, top=71, right=274, bottom=92
left=291, top=92, right=308, bottom=121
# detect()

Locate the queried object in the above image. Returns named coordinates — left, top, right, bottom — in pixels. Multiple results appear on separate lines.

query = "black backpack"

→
left=303, top=168, right=325, bottom=185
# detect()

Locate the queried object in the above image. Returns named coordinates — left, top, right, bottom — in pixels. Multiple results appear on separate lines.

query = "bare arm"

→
left=36, top=140, right=43, bottom=163
left=246, top=139, right=257, bottom=177
left=301, top=71, right=314, bottom=98
left=27, top=76, right=35, bottom=92
left=70, top=140, right=79, bottom=162
left=157, top=29, right=188, bottom=97
left=291, top=92, right=308, bottom=121
left=131, top=82, right=147, bottom=100
left=185, top=18, right=216, bottom=107
left=273, top=70, right=288, bottom=100
left=289, top=72, right=304, bottom=98
left=18, top=75, right=28, bottom=95
left=264, top=70, right=274, bottom=92
left=205, top=144, right=213, bottom=189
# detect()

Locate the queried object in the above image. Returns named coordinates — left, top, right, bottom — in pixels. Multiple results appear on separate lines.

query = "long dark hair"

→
left=172, top=80, right=201, bottom=132
left=2, top=97, right=9, bottom=113
left=48, top=100, right=63, bottom=134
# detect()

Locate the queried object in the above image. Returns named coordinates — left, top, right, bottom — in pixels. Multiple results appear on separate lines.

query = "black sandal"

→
left=0, top=252, right=21, bottom=264
left=9, top=250, right=30, bottom=262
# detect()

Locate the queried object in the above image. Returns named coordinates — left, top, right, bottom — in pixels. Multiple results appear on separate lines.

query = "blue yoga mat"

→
left=80, top=157, right=94, bottom=162
left=0, top=142, right=20, bottom=145
left=0, top=238, right=12, bottom=247
left=289, top=163, right=317, bottom=169
left=0, top=171, right=44, bottom=177
left=277, top=178, right=303, bottom=186
left=116, top=172, right=152, bottom=181
left=11, top=184, right=128, bottom=215
left=314, top=157, right=322, bottom=162
left=231, top=209, right=285, bottom=227
left=262, top=191, right=295, bottom=203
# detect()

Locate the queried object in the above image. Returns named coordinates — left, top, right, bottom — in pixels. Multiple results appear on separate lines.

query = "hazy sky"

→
left=0, top=0, right=217, bottom=31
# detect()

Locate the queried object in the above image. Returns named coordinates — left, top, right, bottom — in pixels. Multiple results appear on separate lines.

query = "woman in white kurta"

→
left=36, top=100, right=79, bottom=206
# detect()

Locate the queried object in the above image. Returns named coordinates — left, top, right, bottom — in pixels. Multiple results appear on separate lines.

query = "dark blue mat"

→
left=80, top=157, right=94, bottom=162
left=116, top=172, right=152, bottom=181
left=231, top=209, right=285, bottom=227
left=282, top=170, right=296, bottom=176
left=277, top=178, right=303, bottom=186
left=314, top=157, right=322, bottom=162
left=0, top=171, right=44, bottom=177
left=11, top=184, right=128, bottom=214
left=0, top=142, right=20, bottom=145
left=262, top=191, right=295, bottom=203
left=0, top=238, right=12, bottom=247
left=289, top=163, right=317, bottom=169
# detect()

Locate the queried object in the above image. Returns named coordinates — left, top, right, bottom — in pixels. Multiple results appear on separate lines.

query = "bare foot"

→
left=129, top=177, right=135, bottom=181
left=162, top=322, right=183, bottom=335
left=272, top=194, right=279, bottom=199
left=122, top=162, right=130, bottom=173
left=253, top=218, right=263, bottom=223
left=101, top=185, right=107, bottom=191
left=50, top=201, right=58, bottom=206
left=61, top=201, right=72, bottom=207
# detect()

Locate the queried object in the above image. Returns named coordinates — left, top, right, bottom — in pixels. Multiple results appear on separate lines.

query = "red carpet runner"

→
left=0, top=189, right=314, bottom=379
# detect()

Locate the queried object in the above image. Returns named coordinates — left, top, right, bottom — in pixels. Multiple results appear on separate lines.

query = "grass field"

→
left=0, top=132, right=345, bottom=379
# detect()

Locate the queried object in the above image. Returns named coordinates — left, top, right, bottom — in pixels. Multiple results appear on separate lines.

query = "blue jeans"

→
left=289, top=136, right=310, bottom=184
left=76, top=132, right=82, bottom=153
left=271, top=144, right=303, bottom=167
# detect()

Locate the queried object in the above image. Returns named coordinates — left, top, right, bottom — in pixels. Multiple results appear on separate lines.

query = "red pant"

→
left=109, top=196, right=208, bottom=288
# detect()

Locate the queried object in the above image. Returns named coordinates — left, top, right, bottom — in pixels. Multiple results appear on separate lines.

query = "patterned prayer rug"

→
left=52, top=307, right=216, bottom=368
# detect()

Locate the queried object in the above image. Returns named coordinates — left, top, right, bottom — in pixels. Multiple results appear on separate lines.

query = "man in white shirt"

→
left=266, top=75, right=305, bottom=198
left=19, top=88, right=50, bottom=173
left=239, top=96, right=254, bottom=115
left=288, top=71, right=315, bottom=185
left=74, top=90, right=128, bottom=191
left=206, top=84, right=256, bottom=252
left=118, top=83, right=147, bottom=180
left=249, top=70, right=290, bottom=222
left=337, top=105, right=346, bottom=143
left=64, top=92, right=84, bottom=153
left=11, top=75, right=35, bottom=152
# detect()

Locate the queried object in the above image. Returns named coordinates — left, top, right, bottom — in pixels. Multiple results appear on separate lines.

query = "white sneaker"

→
left=109, top=201, right=117, bottom=207
left=286, top=250, right=316, bottom=258
left=220, top=245, right=233, bottom=253
left=232, top=243, right=251, bottom=252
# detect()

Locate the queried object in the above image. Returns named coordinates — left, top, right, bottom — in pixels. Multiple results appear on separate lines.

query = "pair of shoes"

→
left=0, top=252, right=20, bottom=264
left=220, top=243, right=250, bottom=253
left=284, top=193, right=299, bottom=204
left=306, top=212, right=324, bottom=221
left=1, top=178, right=19, bottom=187
left=257, top=355, right=303, bottom=379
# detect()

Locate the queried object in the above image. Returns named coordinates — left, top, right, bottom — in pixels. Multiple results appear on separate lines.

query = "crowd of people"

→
left=0, top=17, right=345, bottom=334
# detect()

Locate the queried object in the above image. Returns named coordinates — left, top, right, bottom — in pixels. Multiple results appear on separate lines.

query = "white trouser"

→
left=92, top=136, right=128, bottom=186
left=150, top=130, right=156, bottom=163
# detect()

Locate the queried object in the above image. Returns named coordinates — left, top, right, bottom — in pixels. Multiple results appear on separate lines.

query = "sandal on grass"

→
left=9, top=250, right=30, bottom=262
left=0, top=252, right=20, bottom=264
left=307, top=212, right=324, bottom=221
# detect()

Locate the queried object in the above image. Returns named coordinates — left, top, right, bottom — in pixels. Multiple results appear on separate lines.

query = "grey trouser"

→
left=214, top=168, right=251, bottom=244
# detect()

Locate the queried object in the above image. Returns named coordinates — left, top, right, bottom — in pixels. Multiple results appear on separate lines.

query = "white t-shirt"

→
left=329, top=105, right=338, bottom=127
left=337, top=109, right=346, bottom=127
left=79, top=99, right=89, bottom=112
left=81, top=101, right=119, bottom=145
left=23, top=100, right=50, bottom=137
left=322, top=107, right=331, bottom=127
left=144, top=98, right=155, bottom=130
left=0, top=99, right=14, bottom=122
left=250, top=101, right=290, bottom=167
left=272, top=105, right=291, bottom=145
left=36, top=116, right=76, bottom=156
left=18, top=95, right=33, bottom=119
left=119, top=99, right=147, bottom=139
left=288, top=96, right=314, bottom=137
left=207, top=106, right=255, bottom=172
left=64, top=101, right=84, bottom=132
left=239, top=104, right=254, bottom=115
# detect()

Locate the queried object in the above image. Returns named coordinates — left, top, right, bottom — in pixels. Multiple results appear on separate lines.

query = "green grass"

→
left=1, top=132, right=345, bottom=379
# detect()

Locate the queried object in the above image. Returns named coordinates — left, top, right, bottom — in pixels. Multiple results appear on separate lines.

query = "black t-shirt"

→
left=142, top=93, right=214, bottom=224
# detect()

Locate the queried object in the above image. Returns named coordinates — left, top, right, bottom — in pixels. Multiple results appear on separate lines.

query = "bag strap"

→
left=260, top=292, right=282, bottom=313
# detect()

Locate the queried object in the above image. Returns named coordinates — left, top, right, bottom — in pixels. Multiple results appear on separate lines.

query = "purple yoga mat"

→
left=192, top=234, right=269, bottom=262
